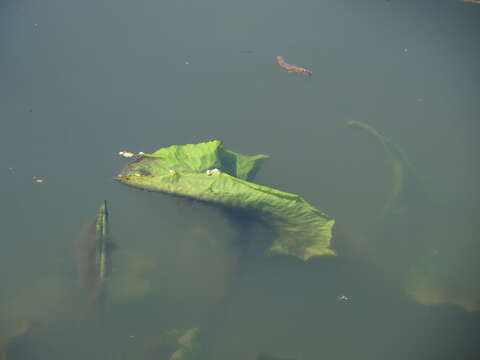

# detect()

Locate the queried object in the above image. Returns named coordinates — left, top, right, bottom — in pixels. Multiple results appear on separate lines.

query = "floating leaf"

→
left=115, top=140, right=335, bottom=260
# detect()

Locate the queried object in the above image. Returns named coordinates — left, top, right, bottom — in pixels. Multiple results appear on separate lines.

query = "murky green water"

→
left=1, top=0, right=479, bottom=359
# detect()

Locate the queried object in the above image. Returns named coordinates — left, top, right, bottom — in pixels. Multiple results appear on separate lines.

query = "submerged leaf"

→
left=407, top=251, right=480, bottom=312
left=108, top=250, right=155, bottom=301
left=346, top=121, right=416, bottom=217
left=346, top=122, right=480, bottom=311
left=169, top=328, right=204, bottom=360
left=115, top=140, right=335, bottom=260
left=0, top=277, right=68, bottom=360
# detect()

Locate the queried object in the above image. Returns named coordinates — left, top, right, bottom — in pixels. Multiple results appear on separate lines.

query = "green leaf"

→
left=115, top=140, right=335, bottom=260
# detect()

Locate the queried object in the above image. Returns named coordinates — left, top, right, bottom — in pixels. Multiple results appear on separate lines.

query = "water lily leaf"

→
left=115, top=140, right=335, bottom=260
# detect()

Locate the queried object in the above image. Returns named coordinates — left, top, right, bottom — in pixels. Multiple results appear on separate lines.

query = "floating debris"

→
left=119, top=151, right=165, bottom=160
left=277, top=56, right=312, bottom=75
left=205, top=168, right=220, bottom=176
left=32, top=176, right=45, bottom=184
left=336, top=295, right=351, bottom=301
left=118, top=151, right=137, bottom=159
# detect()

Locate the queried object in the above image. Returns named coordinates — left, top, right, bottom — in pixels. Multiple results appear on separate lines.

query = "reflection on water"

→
left=1, top=0, right=480, bottom=359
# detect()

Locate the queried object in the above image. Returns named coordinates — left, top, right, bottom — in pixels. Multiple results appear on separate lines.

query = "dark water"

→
left=1, top=0, right=480, bottom=359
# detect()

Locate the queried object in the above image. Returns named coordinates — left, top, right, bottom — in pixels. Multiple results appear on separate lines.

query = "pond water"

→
left=1, top=0, right=479, bottom=359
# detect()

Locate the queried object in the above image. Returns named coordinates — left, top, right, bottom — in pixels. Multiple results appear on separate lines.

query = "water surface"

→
left=1, top=0, right=479, bottom=359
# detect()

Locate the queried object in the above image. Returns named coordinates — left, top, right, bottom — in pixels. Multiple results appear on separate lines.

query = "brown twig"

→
left=277, top=56, right=312, bottom=75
